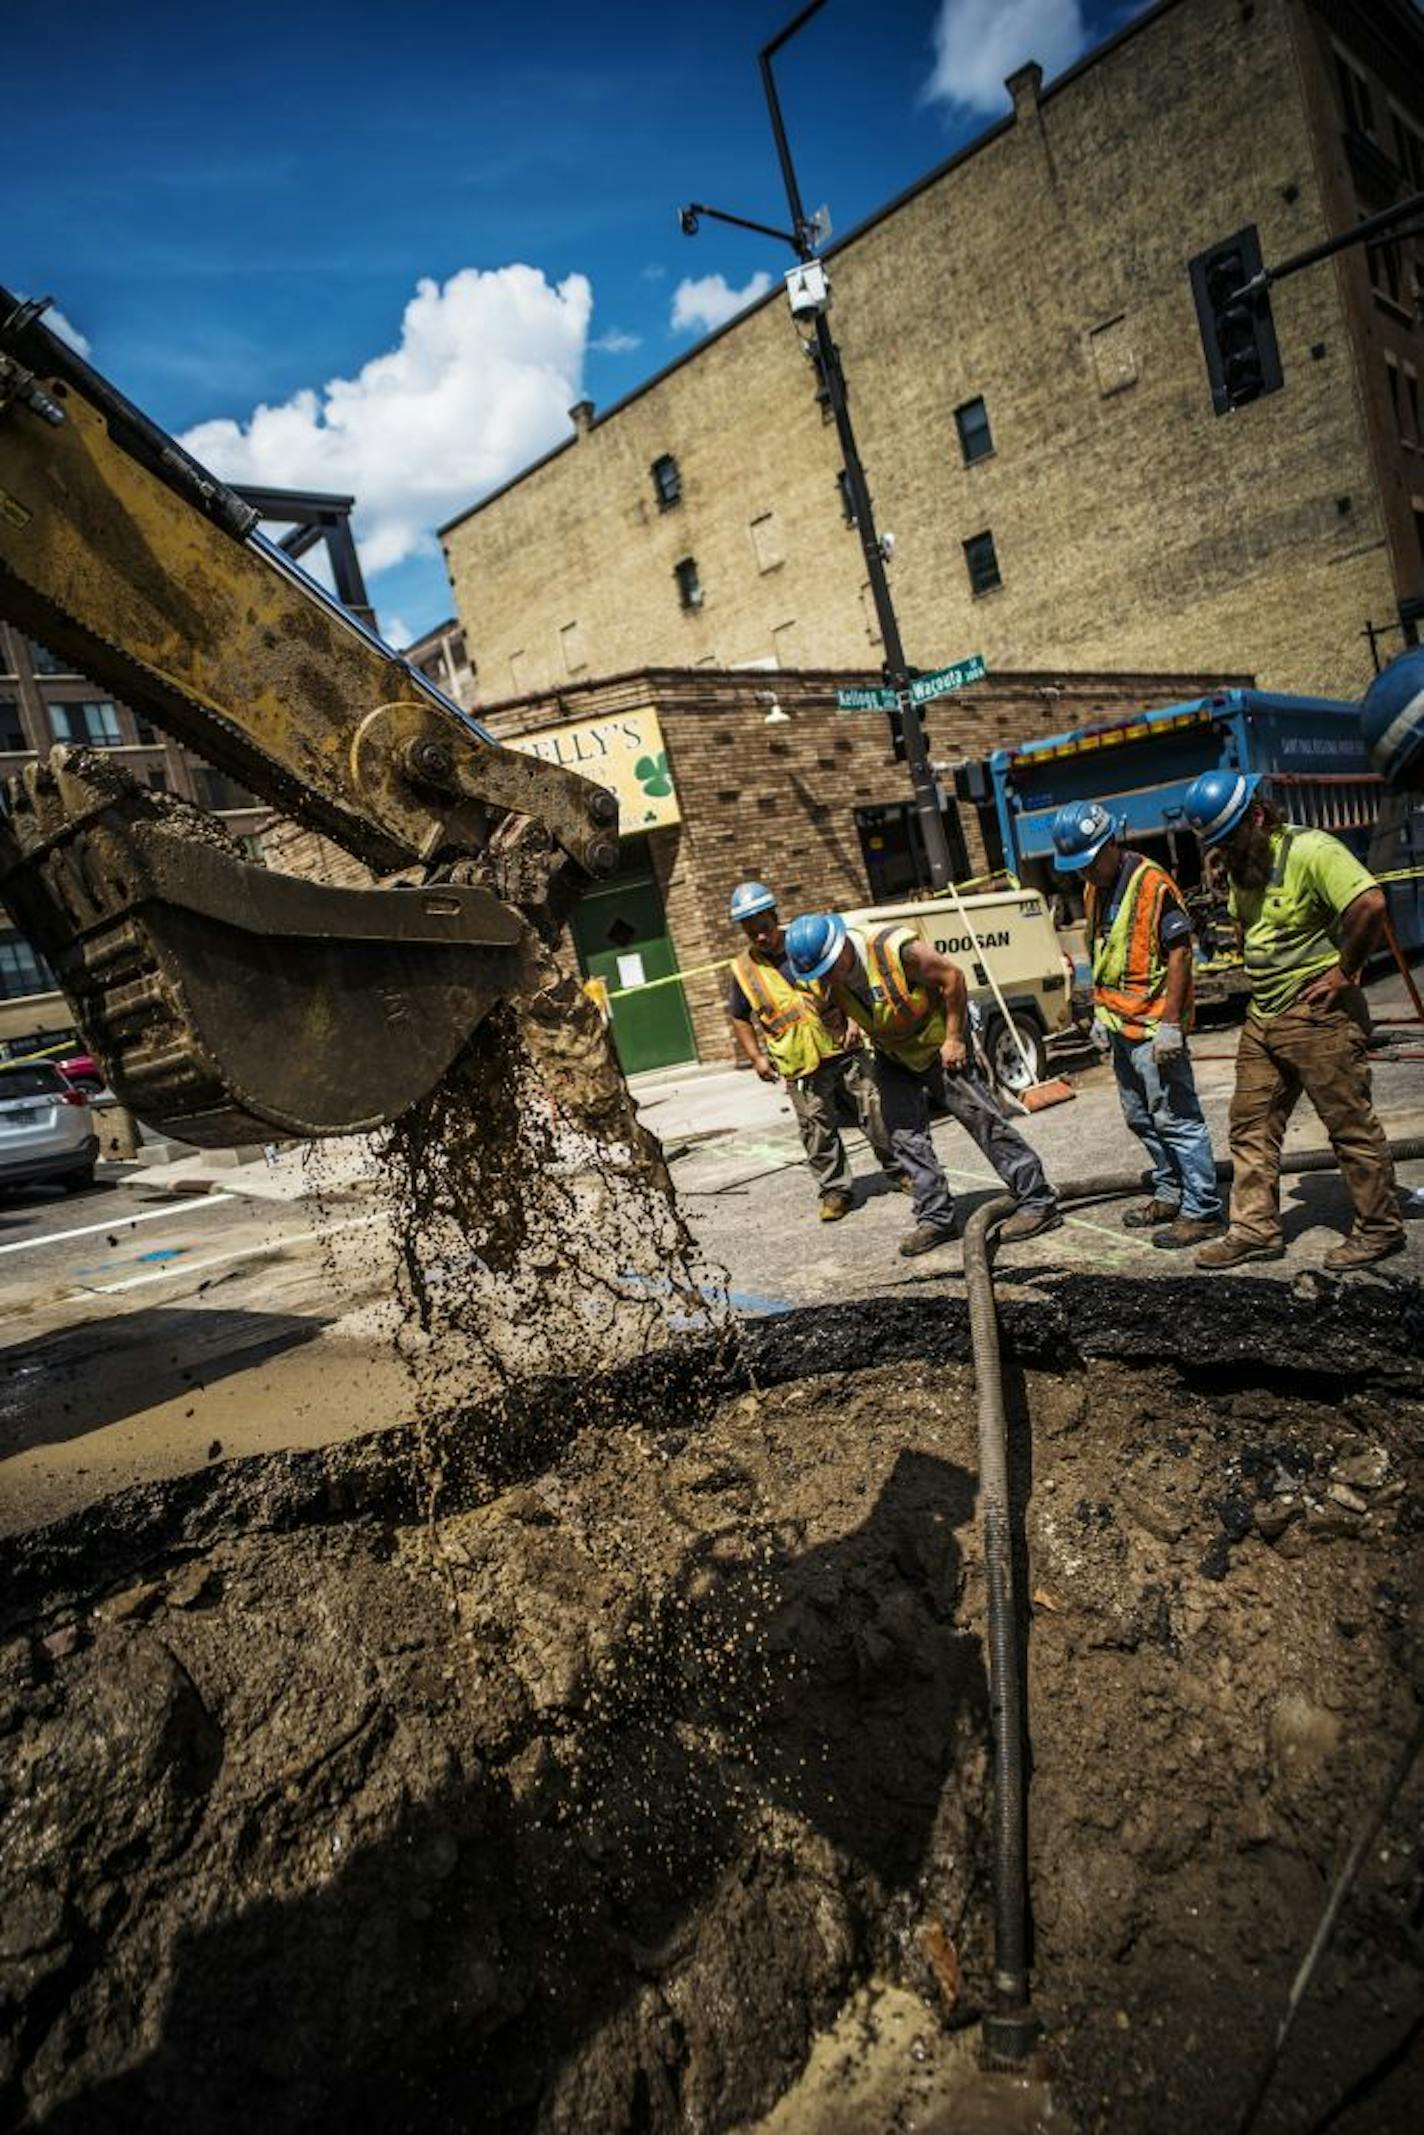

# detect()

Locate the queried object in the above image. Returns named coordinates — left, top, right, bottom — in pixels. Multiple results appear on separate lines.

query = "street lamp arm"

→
left=678, top=201, right=803, bottom=252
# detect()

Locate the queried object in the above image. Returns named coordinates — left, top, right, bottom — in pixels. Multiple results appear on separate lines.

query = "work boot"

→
left=819, top=1192, right=853, bottom=1223
left=998, top=1205, right=1063, bottom=1244
left=899, top=1222, right=956, bottom=1258
left=1152, top=1214, right=1227, bottom=1251
left=1121, top=1198, right=1178, bottom=1230
left=889, top=1174, right=914, bottom=1193
left=1195, top=1230, right=1285, bottom=1269
left=1321, top=1232, right=1406, bottom=1272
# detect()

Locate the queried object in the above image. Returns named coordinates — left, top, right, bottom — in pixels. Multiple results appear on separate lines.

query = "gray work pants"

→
left=874, top=1052, right=1056, bottom=1236
left=786, top=1050, right=899, bottom=1201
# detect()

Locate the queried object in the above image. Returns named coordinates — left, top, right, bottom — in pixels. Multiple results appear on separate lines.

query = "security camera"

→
left=678, top=206, right=700, bottom=237
left=784, top=259, right=830, bottom=320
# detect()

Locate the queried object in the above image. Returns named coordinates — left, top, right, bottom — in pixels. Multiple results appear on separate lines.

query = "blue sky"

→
left=9, top=0, right=1146, bottom=644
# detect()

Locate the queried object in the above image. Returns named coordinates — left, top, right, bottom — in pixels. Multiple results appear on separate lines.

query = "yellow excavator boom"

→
left=0, top=287, right=621, bottom=1147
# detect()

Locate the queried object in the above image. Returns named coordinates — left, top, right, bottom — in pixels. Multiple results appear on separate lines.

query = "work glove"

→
left=1089, top=1018, right=1112, bottom=1059
left=1151, top=1021, right=1184, bottom=1066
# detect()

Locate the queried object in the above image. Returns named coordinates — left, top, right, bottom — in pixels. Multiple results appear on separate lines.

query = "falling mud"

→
left=3, top=1286, right=1422, bottom=2133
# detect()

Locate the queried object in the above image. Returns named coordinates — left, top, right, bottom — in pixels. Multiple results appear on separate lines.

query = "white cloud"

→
left=670, top=271, right=774, bottom=336
left=381, top=613, right=414, bottom=650
left=47, top=309, right=91, bottom=358
left=923, top=0, right=1090, bottom=116
left=180, top=264, right=593, bottom=577
left=591, top=327, right=642, bottom=354
left=641, top=263, right=667, bottom=282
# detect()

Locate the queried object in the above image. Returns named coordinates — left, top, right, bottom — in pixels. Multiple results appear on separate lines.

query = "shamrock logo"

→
left=634, top=750, right=673, bottom=798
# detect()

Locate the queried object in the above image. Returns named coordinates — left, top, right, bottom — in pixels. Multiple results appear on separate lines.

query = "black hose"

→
left=964, top=1133, right=1424, bottom=2068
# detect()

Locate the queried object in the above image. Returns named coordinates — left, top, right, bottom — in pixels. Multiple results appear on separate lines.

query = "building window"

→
left=28, top=641, right=75, bottom=677
left=1335, top=53, right=1375, bottom=139
left=837, top=469, right=857, bottom=525
left=48, top=700, right=122, bottom=746
left=651, top=454, right=681, bottom=509
left=963, top=530, right=1002, bottom=597
left=0, top=931, right=53, bottom=1000
left=146, top=767, right=169, bottom=792
left=133, top=715, right=159, bottom=744
left=0, top=699, right=25, bottom=751
left=1367, top=226, right=1403, bottom=306
left=749, top=511, right=785, bottom=573
left=674, top=557, right=703, bottom=610
left=190, top=766, right=259, bottom=813
left=955, top=396, right=994, bottom=464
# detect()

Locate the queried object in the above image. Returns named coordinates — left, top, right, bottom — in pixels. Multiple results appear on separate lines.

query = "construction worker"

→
left=1181, top=769, right=1404, bottom=1271
left=1360, top=643, right=1424, bottom=791
left=726, top=880, right=905, bottom=1221
left=784, top=910, right=1059, bottom=1256
left=1050, top=801, right=1224, bottom=1250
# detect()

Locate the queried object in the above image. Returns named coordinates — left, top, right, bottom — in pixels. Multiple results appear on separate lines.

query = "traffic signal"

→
left=887, top=706, right=907, bottom=762
left=1189, top=226, right=1283, bottom=416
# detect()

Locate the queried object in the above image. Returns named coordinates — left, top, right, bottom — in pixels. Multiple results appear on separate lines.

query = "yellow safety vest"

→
left=1086, top=857, right=1194, bottom=1040
left=733, top=950, right=843, bottom=1080
left=831, top=926, right=947, bottom=1073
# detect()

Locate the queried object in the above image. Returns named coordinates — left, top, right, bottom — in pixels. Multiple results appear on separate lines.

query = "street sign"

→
left=836, top=685, right=901, bottom=712
left=907, top=654, right=987, bottom=707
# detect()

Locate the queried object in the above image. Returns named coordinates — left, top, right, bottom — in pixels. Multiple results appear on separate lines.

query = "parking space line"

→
left=0, top=1194, right=238, bottom=1258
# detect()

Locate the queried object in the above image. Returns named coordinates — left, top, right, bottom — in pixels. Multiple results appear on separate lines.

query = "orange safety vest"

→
left=733, top=950, right=843, bottom=1079
left=1085, top=858, right=1194, bottom=1040
left=834, top=925, right=947, bottom=1073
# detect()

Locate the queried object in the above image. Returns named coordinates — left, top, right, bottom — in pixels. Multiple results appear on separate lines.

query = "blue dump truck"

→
left=971, top=687, right=1419, bottom=1005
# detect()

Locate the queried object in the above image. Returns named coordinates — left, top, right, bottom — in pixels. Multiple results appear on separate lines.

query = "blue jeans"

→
left=1110, top=1032, right=1222, bottom=1221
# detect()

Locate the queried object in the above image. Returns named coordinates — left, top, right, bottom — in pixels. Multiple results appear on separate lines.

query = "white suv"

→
left=0, top=1061, right=100, bottom=1193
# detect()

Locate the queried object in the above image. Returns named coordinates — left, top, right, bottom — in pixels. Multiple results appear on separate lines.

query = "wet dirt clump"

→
left=2, top=1289, right=1421, bottom=2134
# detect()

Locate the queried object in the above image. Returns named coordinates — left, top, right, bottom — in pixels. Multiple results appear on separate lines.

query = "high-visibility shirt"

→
left=1085, top=853, right=1194, bottom=1039
left=730, top=949, right=844, bottom=1080
left=1229, top=825, right=1378, bottom=1020
left=831, top=925, right=947, bottom=1074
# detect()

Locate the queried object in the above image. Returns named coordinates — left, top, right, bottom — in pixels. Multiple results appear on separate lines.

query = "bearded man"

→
left=1181, top=770, right=1403, bottom=1271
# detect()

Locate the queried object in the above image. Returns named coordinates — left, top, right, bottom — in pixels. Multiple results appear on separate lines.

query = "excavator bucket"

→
left=0, top=749, right=531, bottom=1147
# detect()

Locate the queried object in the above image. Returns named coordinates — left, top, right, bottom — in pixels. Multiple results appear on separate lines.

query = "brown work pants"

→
left=1228, top=988, right=1403, bottom=1247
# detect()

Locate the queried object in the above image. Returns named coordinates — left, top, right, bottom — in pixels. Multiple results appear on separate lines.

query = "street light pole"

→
left=707, top=2, right=952, bottom=890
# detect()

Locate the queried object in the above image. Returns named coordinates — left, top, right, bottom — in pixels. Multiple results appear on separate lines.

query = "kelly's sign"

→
left=505, top=707, right=681, bottom=830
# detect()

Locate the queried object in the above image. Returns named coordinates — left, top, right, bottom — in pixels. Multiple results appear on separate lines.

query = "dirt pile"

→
left=2, top=1284, right=1421, bottom=2133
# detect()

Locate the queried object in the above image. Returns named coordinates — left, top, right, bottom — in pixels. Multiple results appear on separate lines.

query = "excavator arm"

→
left=0, top=288, right=624, bottom=1147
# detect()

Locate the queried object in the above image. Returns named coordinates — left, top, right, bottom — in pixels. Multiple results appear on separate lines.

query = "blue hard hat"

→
left=1050, top=800, right=1119, bottom=873
left=1360, top=646, right=1424, bottom=790
left=785, top=912, right=847, bottom=985
left=1182, top=768, right=1261, bottom=846
left=729, top=879, right=777, bottom=923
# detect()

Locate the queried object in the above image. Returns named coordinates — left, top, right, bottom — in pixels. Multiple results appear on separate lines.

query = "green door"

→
left=570, top=872, right=696, bottom=1076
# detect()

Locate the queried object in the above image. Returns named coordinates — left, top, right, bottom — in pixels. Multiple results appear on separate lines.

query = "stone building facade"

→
left=441, top=0, right=1424, bottom=710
